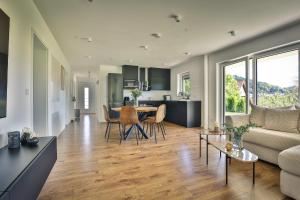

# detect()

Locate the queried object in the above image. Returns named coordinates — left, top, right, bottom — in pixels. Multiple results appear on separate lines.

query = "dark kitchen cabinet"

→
left=148, top=68, right=170, bottom=90
left=122, top=65, right=139, bottom=88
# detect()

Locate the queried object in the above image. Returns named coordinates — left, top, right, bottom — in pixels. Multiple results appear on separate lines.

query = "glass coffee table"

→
left=198, top=129, right=230, bottom=165
left=210, top=141, right=258, bottom=184
left=198, top=129, right=258, bottom=185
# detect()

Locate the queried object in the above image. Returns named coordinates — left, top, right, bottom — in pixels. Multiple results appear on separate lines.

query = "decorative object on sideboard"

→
left=224, top=123, right=256, bottom=150
left=21, top=127, right=39, bottom=146
left=7, top=131, right=20, bottom=149
left=214, top=121, right=220, bottom=132
left=131, top=88, right=142, bottom=106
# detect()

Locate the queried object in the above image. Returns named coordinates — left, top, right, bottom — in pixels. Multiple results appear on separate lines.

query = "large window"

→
left=222, top=45, right=300, bottom=120
left=256, top=50, right=299, bottom=108
left=84, top=87, right=89, bottom=109
left=224, top=60, right=247, bottom=116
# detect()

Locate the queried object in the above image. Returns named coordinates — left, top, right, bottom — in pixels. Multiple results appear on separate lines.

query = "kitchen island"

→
left=139, top=100, right=201, bottom=128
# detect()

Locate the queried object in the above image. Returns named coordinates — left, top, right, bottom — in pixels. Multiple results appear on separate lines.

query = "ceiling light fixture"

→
left=184, top=52, right=190, bottom=56
left=140, top=45, right=149, bottom=50
left=170, top=14, right=183, bottom=23
left=151, top=33, right=162, bottom=38
left=80, top=37, right=93, bottom=42
left=84, top=55, right=92, bottom=59
left=228, top=30, right=236, bottom=37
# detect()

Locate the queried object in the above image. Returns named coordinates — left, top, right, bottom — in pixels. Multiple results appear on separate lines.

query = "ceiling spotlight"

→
left=128, top=59, right=133, bottom=63
left=88, top=0, right=93, bottom=2
left=140, top=45, right=149, bottom=50
left=184, top=52, right=191, bottom=56
left=228, top=30, right=236, bottom=37
left=84, top=55, right=92, bottom=59
left=170, top=14, right=183, bottom=23
left=151, top=33, right=162, bottom=38
left=80, top=37, right=93, bottom=42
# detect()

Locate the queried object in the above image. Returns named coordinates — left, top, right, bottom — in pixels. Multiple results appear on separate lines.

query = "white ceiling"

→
left=34, top=0, right=300, bottom=69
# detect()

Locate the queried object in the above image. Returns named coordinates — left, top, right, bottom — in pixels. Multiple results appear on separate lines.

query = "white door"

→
left=33, top=34, right=48, bottom=135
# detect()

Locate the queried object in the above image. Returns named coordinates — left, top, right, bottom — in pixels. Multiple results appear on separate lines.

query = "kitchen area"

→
left=107, top=65, right=201, bottom=128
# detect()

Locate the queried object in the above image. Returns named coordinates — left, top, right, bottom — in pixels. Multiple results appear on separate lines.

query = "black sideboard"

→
left=0, top=137, right=57, bottom=200
left=139, top=100, right=201, bottom=128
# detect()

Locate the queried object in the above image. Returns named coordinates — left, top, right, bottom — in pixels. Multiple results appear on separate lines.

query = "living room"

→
left=1, top=0, right=300, bottom=199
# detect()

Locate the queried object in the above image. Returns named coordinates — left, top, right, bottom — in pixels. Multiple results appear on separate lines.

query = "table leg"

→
left=199, top=134, right=202, bottom=158
left=206, top=135, right=208, bottom=165
left=226, top=155, right=228, bottom=184
left=136, top=124, right=149, bottom=139
left=253, top=162, right=255, bottom=185
left=124, top=126, right=134, bottom=139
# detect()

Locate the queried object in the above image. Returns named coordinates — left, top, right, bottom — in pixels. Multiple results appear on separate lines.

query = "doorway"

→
left=77, top=82, right=96, bottom=114
left=33, top=34, right=48, bottom=136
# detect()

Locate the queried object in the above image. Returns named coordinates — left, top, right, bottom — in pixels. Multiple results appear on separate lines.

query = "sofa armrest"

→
left=225, top=114, right=250, bottom=127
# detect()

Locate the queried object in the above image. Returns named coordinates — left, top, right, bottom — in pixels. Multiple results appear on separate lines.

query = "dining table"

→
left=111, top=106, right=158, bottom=140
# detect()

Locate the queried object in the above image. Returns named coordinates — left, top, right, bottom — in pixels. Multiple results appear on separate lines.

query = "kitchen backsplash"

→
left=123, top=90, right=172, bottom=101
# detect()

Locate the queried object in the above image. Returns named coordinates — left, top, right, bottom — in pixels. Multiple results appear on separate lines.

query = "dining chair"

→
left=120, top=106, right=140, bottom=145
left=143, top=104, right=166, bottom=143
left=103, top=105, right=121, bottom=143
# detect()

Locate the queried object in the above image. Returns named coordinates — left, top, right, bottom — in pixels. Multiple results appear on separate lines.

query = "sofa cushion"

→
left=264, top=109, right=299, bottom=133
left=249, top=103, right=266, bottom=127
left=243, top=128, right=300, bottom=151
left=279, top=145, right=300, bottom=176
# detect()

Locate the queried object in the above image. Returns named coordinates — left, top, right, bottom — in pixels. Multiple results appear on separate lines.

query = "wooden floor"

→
left=38, top=114, right=290, bottom=200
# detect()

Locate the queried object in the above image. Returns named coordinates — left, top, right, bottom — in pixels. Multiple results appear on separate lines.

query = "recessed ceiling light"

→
left=128, top=59, right=133, bottom=63
left=228, top=30, right=236, bottom=37
left=184, top=52, right=191, bottom=56
left=80, top=36, right=93, bottom=42
left=84, top=55, right=92, bottom=59
left=151, top=33, right=162, bottom=38
left=140, top=45, right=149, bottom=50
left=170, top=14, right=183, bottom=23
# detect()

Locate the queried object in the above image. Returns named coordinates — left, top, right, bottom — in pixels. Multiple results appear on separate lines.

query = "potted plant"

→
left=131, top=88, right=142, bottom=106
left=224, top=123, right=256, bottom=150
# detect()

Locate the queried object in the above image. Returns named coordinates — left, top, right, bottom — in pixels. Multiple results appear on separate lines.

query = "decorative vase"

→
left=233, top=133, right=243, bottom=150
left=133, top=98, right=138, bottom=106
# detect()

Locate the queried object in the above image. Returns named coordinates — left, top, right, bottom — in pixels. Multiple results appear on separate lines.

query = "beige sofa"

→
left=226, top=104, right=300, bottom=199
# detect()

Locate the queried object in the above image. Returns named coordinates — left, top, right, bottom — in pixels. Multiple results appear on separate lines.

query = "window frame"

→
left=221, top=57, right=249, bottom=122
left=177, top=72, right=191, bottom=96
left=253, top=44, right=300, bottom=106
left=220, top=42, right=300, bottom=124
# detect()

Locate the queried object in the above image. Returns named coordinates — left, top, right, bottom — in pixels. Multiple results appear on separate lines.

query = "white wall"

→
left=170, top=55, right=205, bottom=126
left=171, top=56, right=205, bottom=101
left=208, top=22, right=300, bottom=128
left=0, top=0, right=71, bottom=147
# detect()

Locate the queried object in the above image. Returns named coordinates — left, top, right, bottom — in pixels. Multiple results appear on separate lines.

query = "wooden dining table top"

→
left=111, top=106, right=158, bottom=112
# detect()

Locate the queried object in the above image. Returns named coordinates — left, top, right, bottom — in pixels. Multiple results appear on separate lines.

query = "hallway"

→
left=38, top=115, right=284, bottom=200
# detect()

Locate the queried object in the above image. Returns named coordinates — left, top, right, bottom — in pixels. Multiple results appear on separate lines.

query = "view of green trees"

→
left=225, top=74, right=298, bottom=113
left=225, top=75, right=246, bottom=113
left=183, top=78, right=191, bottom=95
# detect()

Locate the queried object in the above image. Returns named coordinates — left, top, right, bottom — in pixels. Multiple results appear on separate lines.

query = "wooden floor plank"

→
left=38, top=115, right=289, bottom=200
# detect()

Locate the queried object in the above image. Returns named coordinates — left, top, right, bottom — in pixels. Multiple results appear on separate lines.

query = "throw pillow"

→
left=249, top=102, right=266, bottom=127
left=264, top=109, right=300, bottom=133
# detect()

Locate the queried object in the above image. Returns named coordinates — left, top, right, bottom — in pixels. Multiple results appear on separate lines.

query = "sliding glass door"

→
left=223, top=60, right=248, bottom=116
left=256, top=50, right=299, bottom=108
